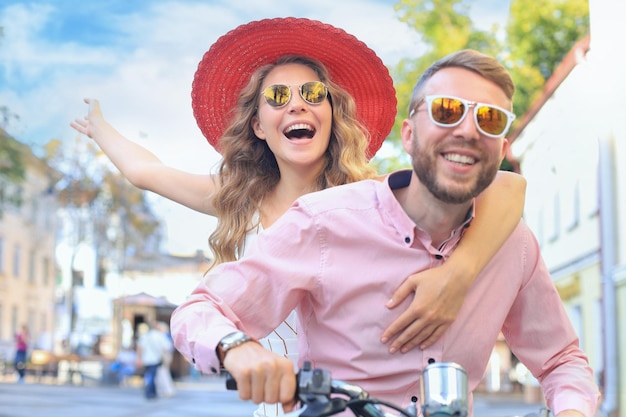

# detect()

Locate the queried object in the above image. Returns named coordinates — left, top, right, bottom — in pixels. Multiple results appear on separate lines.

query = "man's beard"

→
left=410, top=133, right=500, bottom=204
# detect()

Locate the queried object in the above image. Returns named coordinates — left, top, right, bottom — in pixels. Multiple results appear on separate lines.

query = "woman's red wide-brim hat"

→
left=192, top=17, right=397, bottom=159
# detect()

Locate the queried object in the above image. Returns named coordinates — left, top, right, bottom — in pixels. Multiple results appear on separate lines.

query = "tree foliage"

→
left=0, top=129, right=26, bottom=217
left=100, top=171, right=162, bottom=256
left=44, top=136, right=162, bottom=267
left=373, top=0, right=589, bottom=171
left=0, top=128, right=26, bottom=181
left=505, top=0, right=589, bottom=117
left=507, top=0, right=589, bottom=79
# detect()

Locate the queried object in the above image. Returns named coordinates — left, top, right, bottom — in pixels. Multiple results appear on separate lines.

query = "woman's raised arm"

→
left=71, top=98, right=218, bottom=215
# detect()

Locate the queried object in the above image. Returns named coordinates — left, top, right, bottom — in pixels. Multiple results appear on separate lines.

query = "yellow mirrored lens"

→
left=476, top=105, right=508, bottom=135
left=264, top=85, right=291, bottom=107
left=301, top=81, right=327, bottom=104
left=431, top=97, right=465, bottom=124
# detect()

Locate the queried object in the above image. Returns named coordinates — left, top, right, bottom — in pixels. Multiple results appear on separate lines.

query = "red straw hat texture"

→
left=192, top=17, right=397, bottom=158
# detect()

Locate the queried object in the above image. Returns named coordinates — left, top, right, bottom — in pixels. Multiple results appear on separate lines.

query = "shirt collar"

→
left=387, top=169, right=412, bottom=191
left=382, top=169, right=475, bottom=243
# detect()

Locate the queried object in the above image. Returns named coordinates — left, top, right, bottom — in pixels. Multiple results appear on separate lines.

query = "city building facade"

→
left=510, top=1, right=625, bottom=413
left=0, top=133, right=58, bottom=367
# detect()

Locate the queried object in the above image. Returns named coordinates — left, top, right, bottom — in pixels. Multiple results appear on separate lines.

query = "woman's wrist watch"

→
left=216, top=331, right=256, bottom=365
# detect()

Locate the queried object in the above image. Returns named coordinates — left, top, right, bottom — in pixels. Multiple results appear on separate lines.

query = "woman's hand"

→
left=70, top=98, right=103, bottom=138
left=381, top=263, right=469, bottom=352
left=380, top=172, right=527, bottom=353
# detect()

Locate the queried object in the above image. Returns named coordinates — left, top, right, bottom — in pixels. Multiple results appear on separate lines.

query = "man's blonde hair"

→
left=408, top=49, right=515, bottom=117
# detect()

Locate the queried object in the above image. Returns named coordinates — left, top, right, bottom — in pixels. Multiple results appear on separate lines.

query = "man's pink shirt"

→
left=171, top=170, right=599, bottom=416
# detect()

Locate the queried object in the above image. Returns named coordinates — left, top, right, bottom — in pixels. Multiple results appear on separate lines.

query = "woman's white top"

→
left=244, top=220, right=298, bottom=417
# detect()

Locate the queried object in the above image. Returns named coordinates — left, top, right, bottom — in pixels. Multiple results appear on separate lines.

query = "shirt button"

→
left=210, top=367, right=218, bottom=374
left=411, top=396, right=418, bottom=403
left=434, top=254, right=443, bottom=260
left=428, top=358, right=436, bottom=364
left=404, top=237, right=411, bottom=243
left=192, top=358, right=196, bottom=364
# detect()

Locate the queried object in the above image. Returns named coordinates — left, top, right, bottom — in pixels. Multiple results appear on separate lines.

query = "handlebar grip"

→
left=225, top=372, right=238, bottom=390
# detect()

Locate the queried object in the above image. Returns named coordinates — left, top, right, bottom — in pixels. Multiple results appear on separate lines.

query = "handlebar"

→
left=225, top=361, right=551, bottom=417
left=226, top=361, right=415, bottom=417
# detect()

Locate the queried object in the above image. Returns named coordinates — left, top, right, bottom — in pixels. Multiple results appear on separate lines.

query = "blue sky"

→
left=0, top=0, right=510, bottom=255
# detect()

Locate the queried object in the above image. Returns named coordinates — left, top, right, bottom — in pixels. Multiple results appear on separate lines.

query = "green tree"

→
left=0, top=129, right=26, bottom=217
left=44, top=136, right=162, bottom=273
left=0, top=128, right=25, bottom=181
left=505, top=0, right=589, bottom=118
left=100, top=171, right=162, bottom=260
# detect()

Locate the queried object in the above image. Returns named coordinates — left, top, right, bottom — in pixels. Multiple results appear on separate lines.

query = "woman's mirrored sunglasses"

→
left=411, top=95, right=516, bottom=138
left=262, top=81, right=328, bottom=108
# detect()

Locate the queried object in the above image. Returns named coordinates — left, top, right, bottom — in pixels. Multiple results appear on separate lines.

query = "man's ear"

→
left=252, top=115, right=266, bottom=140
left=500, top=138, right=510, bottom=163
left=400, top=119, right=415, bottom=154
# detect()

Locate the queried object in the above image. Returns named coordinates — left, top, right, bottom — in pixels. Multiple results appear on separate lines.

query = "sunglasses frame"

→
left=415, top=95, right=516, bottom=138
left=262, top=81, right=329, bottom=108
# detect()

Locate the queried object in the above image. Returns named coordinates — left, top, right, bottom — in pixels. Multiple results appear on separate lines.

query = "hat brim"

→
left=192, top=17, right=397, bottom=159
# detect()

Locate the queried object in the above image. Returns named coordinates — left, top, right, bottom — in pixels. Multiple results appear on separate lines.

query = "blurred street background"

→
left=0, top=373, right=545, bottom=417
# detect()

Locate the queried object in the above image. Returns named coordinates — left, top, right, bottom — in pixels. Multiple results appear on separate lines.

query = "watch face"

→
left=223, top=331, right=250, bottom=348
left=218, top=331, right=253, bottom=364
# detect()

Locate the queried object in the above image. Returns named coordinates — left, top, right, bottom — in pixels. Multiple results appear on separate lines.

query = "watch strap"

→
left=216, top=331, right=257, bottom=366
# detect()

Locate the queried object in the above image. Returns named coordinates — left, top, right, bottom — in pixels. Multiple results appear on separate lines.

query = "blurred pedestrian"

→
left=155, top=322, right=175, bottom=397
left=136, top=321, right=171, bottom=399
left=14, top=324, right=29, bottom=383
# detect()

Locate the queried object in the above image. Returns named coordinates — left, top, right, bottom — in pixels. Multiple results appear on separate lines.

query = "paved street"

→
left=0, top=374, right=257, bottom=417
left=0, top=374, right=547, bottom=417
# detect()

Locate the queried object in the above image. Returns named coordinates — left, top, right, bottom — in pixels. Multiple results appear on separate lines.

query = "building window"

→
left=11, top=305, right=17, bottom=337
left=44, top=203, right=54, bottom=231
left=72, top=269, right=84, bottom=287
left=547, top=191, right=560, bottom=242
left=42, top=257, right=50, bottom=286
left=28, top=250, right=36, bottom=284
left=564, top=180, right=580, bottom=232
left=30, top=198, right=39, bottom=225
left=580, top=170, right=599, bottom=218
left=13, top=244, right=21, bottom=278
left=96, top=263, right=106, bottom=287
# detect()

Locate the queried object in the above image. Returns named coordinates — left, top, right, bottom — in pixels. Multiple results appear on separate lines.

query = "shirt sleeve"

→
left=501, top=229, right=600, bottom=416
left=170, top=200, right=322, bottom=374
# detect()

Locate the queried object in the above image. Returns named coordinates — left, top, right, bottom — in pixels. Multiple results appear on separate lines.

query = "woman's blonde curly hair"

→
left=208, top=55, right=378, bottom=267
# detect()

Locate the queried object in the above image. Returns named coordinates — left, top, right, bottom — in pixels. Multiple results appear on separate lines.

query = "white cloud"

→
left=0, top=3, right=54, bottom=79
